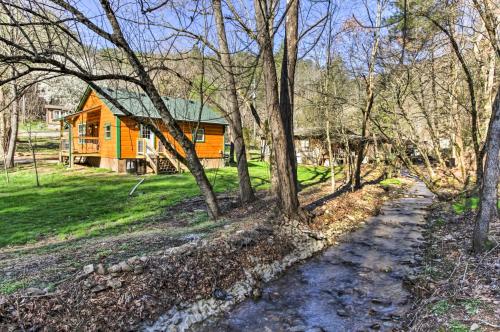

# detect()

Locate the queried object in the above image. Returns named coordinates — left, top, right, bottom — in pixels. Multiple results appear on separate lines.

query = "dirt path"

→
left=191, top=182, right=434, bottom=332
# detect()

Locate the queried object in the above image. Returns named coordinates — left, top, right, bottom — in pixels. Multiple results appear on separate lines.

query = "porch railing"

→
left=76, top=137, right=99, bottom=153
left=61, top=138, right=70, bottom=151
left=137, top=138, right=183, bottom=173
left=137, top=138, right=146, bottom=156
left=158, top=141, right=166, bottom=153
left=61, top=137, right=100, bottom=154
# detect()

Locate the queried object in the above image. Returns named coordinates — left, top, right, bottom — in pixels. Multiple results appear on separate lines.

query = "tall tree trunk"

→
left=281, top=0, right=299, bottom=191
left=428, top=53, right=446, bottom=168
left=372, top=133, right=379, bottom=165
left=450, top=64, right=468, bottom=182
left=0, top=87, right=9, bottom=174
left=254, top=0, right=300, bottom=217
left=324, top=70, right=336, bottom=192
left=1, top=91, right=9, bottom=182
left=213, top=0, right=255, bottom=203
left=2, top=150, right=9, bottom=184
left=326, top=119, right=335, bottom=192
left=5, top=91, right=18, bottom=168
left=229, top=141, right=235, bottom=165
left=28, top=126, right=40, bottom=187
left=354, top=0, right=381, bottom=189
left=473, top=88, right=500, bottom=253
left=354, top=91, right=373, bottom=189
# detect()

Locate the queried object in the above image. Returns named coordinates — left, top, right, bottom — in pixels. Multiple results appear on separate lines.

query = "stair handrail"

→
left=137, top=138, right=146, bottom=156
left=144, top=140, right=159, bottom=173
left=145, top=140, right=157, bottom=157
left=157, top=141, right=183, bottom=172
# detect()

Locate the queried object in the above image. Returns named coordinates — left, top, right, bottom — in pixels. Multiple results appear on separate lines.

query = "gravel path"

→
left=192, top=181, right=434, bottom=332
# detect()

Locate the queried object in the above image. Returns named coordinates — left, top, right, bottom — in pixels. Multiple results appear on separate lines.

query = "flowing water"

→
left=191, top=182, right=434, bottom=332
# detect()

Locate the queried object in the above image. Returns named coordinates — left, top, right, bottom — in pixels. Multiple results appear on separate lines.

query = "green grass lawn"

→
left=379, top=178, right=402, bottom=187
left=18, top=120, right=49, bottom=132
left=16, top=136, right=60, bottom=154
left=0, top=161, right=330, bottom=247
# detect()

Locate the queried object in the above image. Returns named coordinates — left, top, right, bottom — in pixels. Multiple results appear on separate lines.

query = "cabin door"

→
left=140, top=124, right=155, bottom=151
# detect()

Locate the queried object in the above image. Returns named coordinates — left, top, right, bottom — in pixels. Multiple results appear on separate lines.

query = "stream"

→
left=191, top=182, right=434, bottom=332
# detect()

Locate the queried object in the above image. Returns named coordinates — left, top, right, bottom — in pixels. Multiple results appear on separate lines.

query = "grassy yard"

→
left=18, top=120, right=49, bottom=132
left=0, top=161, right=331, bottom=248
left=379, top=178, right=403, bottom=187
left=16, top=136, right=60, bottom=154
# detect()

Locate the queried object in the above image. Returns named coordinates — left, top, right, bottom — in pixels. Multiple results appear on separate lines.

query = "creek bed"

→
left=191, top=182, right=434, bottom=332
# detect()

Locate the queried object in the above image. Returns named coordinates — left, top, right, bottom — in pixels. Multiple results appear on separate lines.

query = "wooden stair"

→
left=145, top=154, right=178, bottom=174
left=141, top=139, right=182, bottom=175
left=145, top=151, right=179, bottom=174
left=157, top=157, right=178, bottom=174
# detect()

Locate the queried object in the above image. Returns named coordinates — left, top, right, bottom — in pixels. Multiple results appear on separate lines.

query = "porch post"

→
left=59, top=120, right=63, bottom=163
left=115, top=116, right=121, bottom=159
left=67, top=120, right=73, bottom=168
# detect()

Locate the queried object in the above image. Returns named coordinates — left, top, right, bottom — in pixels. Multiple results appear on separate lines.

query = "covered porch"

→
left=59, top=107, right=102, bottom=162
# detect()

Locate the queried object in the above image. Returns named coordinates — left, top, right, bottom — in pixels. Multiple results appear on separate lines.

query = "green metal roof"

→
left=68, top=86, right=228, bottom=125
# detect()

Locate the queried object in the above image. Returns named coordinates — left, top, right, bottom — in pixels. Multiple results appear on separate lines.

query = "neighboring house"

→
left=294, top=127, right=383, bottom=166
left=59, top=87, right=227, bottom=174
left=44, top=104, right=71, bottom=129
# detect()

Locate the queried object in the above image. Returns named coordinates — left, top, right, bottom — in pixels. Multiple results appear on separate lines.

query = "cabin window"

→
left=140, top=125, right=151, bottom=139
left=301, top=139, right=310, bottom=149
left=78, top=123, right=86, bottom=144
left=104, top=123, right=112, bottom=140
left=192, top=128, right=205, bottom=143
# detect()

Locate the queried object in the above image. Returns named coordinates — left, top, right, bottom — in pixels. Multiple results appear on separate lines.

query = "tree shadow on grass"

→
left=252, top=176, right=271, bottom=190
left=251, top=166, right=331, bottom=191
left=362, top=172, right=386, bottom=187
left=304, top=182, right=352, bottom=211
left=0, top=172, right=207, bottom=248
left=304, top=172, right=386, bottom=211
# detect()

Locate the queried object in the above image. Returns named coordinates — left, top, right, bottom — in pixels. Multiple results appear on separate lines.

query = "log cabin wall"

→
left=70, top=90, right=225, bottom=163
left=68, top=91, right=117, bottom=158
left=61, top=91, right=225, bottom=172
left=154, top=121, right=225, bottom=159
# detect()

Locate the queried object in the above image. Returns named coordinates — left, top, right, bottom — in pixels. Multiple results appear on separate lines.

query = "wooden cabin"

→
left=44, top=104, right=71, bottom=129
left=294, top=127, right=383, bottom=166
left=59, top=87, right=227, bottom=174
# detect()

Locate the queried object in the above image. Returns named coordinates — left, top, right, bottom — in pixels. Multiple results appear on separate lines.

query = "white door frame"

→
left=140, top=124, right=155, bottom=148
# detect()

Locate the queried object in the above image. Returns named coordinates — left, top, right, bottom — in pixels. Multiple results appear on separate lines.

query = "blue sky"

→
left=61, top=0, right=392, bottom=71
left=68, top=0, right=373, bottom=53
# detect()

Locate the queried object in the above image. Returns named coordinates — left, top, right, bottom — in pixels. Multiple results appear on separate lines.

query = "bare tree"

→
left=420, top=2, right=485, bottom=184
left=4, top=82, right=18, bottom=168
left=473, top=89, right=499, bottom=252
left=253, top=0, right=303, bottom=218
left=212, top=0, right=255, bottom=203
left=471, top=0, right=499, bottom=253
left=0, top=0, right=222, bottom=218
left=342, top=0, right=386, bottom=190
left=320, top=11, right=345, bottom=192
